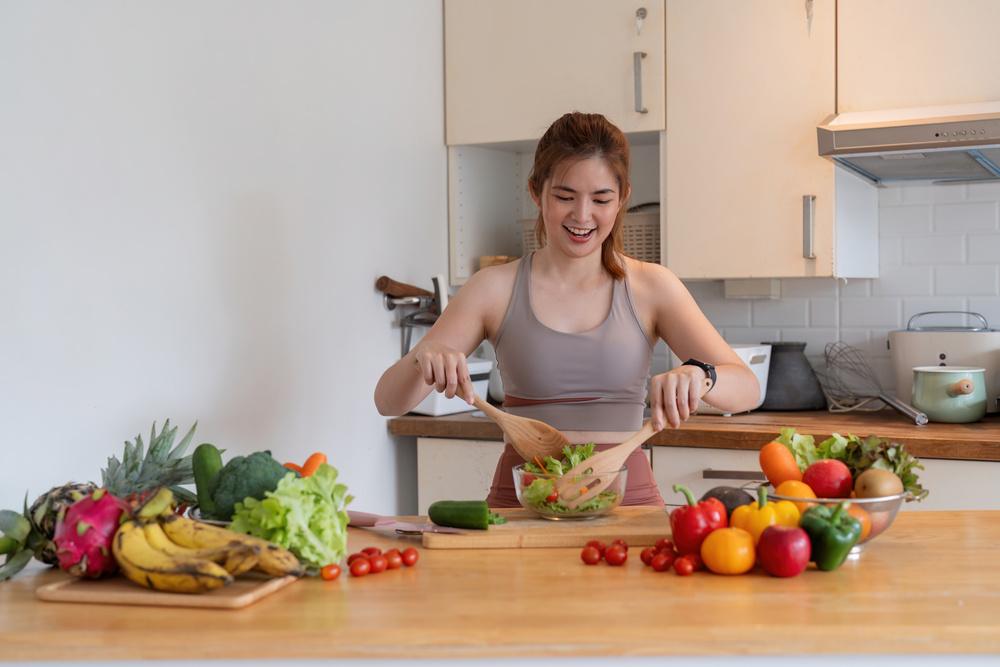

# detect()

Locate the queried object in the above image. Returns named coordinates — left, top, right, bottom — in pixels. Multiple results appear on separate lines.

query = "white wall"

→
left=681, top=181, right=1000, bottom=394
left=0, top=1, right=447, bottom=514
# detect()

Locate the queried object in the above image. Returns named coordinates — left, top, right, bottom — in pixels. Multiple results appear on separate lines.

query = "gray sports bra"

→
left=493, top=253, right=653, bottom=431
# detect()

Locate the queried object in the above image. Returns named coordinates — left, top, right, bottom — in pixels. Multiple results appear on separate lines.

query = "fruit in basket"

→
left=759, top=441, right=803, bottom=488
left=53, top=488, right=128, bottom=578
left=757, top=525, right=811, bottom=578
left=774, top=480, right=817, bottom=513
left=27, top=482, right=98, bottom=565
left=101, top=419, right=200, bottom=508
left=853, top=468, right=904, bottom=498
left=802, top=459, right=853, bottom=498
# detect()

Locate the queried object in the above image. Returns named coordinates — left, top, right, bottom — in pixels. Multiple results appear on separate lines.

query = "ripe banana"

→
left=113, top=520, right=232, bottom=594
left=142, top=521, right=259, bottom=577
left=160, top=514, right=304, bottom=577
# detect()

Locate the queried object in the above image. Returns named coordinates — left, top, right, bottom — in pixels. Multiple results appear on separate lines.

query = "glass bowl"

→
left=767, top=485, right=914, bottom=554
left=512, top=464, right=627, bottom=520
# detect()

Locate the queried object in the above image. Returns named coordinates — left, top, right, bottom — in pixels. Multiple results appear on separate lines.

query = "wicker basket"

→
left=519, top=210, right=661, bottom=263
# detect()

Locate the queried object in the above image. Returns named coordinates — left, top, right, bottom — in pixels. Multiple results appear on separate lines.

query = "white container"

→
left=671, top=344, right=771, bottom=416
left=410, top=357, right=494, bottom=416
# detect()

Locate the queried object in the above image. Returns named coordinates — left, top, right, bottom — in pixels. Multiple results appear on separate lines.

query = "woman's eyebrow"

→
left=552, top=185, right=616, bottom=195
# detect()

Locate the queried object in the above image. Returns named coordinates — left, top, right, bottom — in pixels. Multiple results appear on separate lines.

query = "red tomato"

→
left=320, top=563, right=341, bottom=581
left=347, top=552, right=365, bottom=565
left=687, top=552, right=704, bottom=571
left=605, top=545, right=628, bottom=566
left=580, top=546, right=602, bottom=565
left=545, top=491, right=559, bottom=503
left=361, top=546, right=382, bottom=558
left=384, top=549, right=403, bottom=570
left=368, top=555, right=388, bottom=573
left=651, top=552, right=674, bottom=572
left=655, top=538, right=674, bottom=553
left=640, top=547, right=657, bottom=566
left=401, top=547, right=419, bottom=567
left=610, top=538, right=628, bottom=551
left=350, top=558, right=371, bottom=577
left=522, top=473, right=536, bottom=486
left=674, top=556, right=695, bottom=576
left=584, top=540, right=607, bottom=557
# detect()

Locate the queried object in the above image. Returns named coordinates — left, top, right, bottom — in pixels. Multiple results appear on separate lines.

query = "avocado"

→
left=700, top=486, right=755, bottom=518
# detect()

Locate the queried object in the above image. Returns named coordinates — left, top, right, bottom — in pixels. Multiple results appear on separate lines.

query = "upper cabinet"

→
left=444, top=0, right=665, bottom=146
left=839, top=0, right=1000, bottom=112
left=664, top=0, right=877, bottom=280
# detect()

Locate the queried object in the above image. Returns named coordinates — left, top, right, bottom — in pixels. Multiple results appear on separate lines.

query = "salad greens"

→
left=775, top=427, right=928, bottom=501
left=230, top=462, right=353, bottom=570
left=521, top=443, right=620, bottom=515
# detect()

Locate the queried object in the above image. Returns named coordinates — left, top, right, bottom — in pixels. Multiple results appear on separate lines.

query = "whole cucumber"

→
left=192, top=443, right=224, bottom=518
left=428, top=500, right=491, bottom=530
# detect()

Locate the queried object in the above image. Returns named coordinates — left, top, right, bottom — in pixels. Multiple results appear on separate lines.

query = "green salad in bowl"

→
left=513, top=444, right=626, bottom=520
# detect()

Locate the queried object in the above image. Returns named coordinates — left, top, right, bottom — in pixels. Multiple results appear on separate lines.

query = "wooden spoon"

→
left=471, top=395, right=571, bottom=461
left=557, top=420, right=659, bottom=510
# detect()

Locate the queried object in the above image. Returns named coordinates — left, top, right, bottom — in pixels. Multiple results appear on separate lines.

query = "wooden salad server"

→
left=471, top=395, right=571, bottom=462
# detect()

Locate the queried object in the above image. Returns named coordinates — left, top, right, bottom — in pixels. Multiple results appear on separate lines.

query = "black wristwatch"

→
left=682, top=358, right=717, bottom=392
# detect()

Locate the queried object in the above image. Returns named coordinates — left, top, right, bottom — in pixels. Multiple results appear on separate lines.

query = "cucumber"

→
left=192, top=443, right=224, bottom=518
left=428, top=500, right=505, bottom=530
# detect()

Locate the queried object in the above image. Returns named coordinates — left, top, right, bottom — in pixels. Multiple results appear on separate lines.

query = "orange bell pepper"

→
left=731, top=485, right=800, bottom=544
left=700, top=527, right=756, bottom=575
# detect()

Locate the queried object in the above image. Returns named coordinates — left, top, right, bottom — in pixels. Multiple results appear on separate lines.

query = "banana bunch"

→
left=112, top=513, right=303, bottom=595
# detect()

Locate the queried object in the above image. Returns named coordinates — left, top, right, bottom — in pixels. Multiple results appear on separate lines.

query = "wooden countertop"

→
left=3, top=510, right=999, bottom=660
left=389, top=409, right=1000, bottom=461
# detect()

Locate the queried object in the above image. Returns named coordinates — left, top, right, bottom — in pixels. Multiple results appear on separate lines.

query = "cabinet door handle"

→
left=702, top=469, right=767, bottom=481
left=633, top=51, right=648, bottom=114
left=802, top=194, right=816, bottom=259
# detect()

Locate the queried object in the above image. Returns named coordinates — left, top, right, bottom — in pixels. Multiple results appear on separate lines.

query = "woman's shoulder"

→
left=458, top=256, right=521, bottom=303
left=622, top=255, right=680, bottom=291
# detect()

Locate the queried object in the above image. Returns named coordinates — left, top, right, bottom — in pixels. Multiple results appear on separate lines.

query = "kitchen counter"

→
left=389, top=409, right=1000, bottom=462
left=2, top=510, right=999, bottom=661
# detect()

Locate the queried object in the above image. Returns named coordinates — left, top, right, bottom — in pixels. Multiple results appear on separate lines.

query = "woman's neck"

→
left=534, top=246, right=609, bottom=288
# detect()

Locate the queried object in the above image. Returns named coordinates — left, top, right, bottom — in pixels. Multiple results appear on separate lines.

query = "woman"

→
left=375, top=112, right=759, bottom=507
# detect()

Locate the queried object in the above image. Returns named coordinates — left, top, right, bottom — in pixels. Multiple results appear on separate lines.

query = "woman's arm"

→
left=631, top=261, right=760, bottom=428
left=373, top=266, right=503, bottom=416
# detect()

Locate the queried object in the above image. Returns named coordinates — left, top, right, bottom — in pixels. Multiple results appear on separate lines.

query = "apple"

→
left=802, top=459, right=853, bottom=498
left=757, top=525, right=811, bottom=578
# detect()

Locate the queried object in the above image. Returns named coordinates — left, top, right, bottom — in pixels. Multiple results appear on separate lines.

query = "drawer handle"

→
left=633, top=51, right=648, bottom=114
left=702, top=469, right=767, bottom=481
left=802, top=194, right=816, bottom=259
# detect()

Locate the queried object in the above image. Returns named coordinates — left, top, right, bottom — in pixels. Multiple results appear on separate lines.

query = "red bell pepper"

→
left=669, top=484, right=728, bottom=554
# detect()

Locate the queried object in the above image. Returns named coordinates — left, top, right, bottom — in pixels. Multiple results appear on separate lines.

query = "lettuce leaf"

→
left=230, top=462, right=353, bottom=570
left=776, top=427, right=818, bottom=471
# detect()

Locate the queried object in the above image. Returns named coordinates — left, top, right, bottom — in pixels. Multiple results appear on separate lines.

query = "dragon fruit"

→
left=53, top=488, right=128, bottom=578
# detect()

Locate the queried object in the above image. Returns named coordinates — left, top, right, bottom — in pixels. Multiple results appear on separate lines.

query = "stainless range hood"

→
left=818, top=101, right=1000, bottom=185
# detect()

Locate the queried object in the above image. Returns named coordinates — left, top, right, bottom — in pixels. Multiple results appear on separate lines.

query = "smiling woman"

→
left=374, top=112, right=760, bottom=509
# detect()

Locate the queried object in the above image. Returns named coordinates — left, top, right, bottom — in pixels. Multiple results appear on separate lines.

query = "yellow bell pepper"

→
left=731, top=485, right=800, bottom=544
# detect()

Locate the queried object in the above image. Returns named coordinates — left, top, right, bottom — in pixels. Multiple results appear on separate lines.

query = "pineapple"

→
left=28, top=482, right=98, bottom=564
left=101, top=419, right=199, bottom=509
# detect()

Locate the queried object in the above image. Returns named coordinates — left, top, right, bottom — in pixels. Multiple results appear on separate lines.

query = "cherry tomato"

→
left=545, top=491, right=559, bottom=503
left=384, top=549, right=403, bottom=569
left=651, top=552, right=674, bottom=572
left=347, top=552, right=365, bottom=565
left=320, top=563, right=341, bottom=581
left=401, top=547, right=419, bottom=567
left=362, top=546, right=382, bottom=558
left=655, top=538, right=674, bottom=553
left=522, top=473, right=536, bottom=486
left=610, top=538, right=628, bottom=551
left=584, top=540, right=607, bottom=557
left=604, top=545, right=627, bottom=566
left=674, top=556, right=695, bottom=576
left=368, top=554, right=388, bottom=574
left=687, top=552, right=704, bottom=571
left=350, top=558, right=371, bottom=577
left=580, top=546, right=601, bottom=565
left=640, top=547, right=657, bottom=566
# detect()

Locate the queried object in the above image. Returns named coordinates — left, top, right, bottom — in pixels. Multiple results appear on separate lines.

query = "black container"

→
left=758, top=341, right=827, bottom=411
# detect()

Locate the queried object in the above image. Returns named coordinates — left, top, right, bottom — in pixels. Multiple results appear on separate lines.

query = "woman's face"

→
left=533, top=156, right=625, bottom=259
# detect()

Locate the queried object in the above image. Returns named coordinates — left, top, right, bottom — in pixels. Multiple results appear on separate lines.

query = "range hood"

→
left=818, top=101, right=1000, bottom=185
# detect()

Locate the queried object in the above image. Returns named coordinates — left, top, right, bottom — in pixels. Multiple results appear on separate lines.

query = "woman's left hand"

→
left=649, top=366, right=711, bottom=430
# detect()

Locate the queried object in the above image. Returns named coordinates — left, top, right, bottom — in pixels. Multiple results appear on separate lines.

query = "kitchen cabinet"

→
left=838, top=0, right=1000, bottom=112
left=663, top=0, right=878, bottom=279
left=444, top=0, right=665, bottom=146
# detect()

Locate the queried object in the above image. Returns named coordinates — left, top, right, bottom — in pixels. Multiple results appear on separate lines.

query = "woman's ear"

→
left=528, top=183, right=542, bottom=209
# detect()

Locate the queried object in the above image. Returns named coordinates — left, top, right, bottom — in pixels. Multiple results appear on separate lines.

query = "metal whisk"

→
left=815, top=341, right=928, bottom=426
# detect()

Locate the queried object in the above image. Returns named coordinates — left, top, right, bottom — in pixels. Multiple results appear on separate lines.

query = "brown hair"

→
left=527, top=112, right=631, bottom=280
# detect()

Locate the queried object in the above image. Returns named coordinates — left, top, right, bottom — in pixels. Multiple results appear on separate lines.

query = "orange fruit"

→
left=759, top=441, right=803, bottom=488
left=775, top=480, right=817, bottom=514
left=846, top=504, right=872, bottom=542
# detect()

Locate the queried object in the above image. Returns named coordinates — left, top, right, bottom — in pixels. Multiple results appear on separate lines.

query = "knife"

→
left=347, top=510, right=464, bottom=535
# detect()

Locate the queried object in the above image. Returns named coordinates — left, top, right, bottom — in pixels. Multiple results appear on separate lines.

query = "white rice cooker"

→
left=888, top=311, right=1000, bottom=414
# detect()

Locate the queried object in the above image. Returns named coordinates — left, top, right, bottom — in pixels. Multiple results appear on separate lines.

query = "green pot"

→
left=911, top=366, right=987, bottom=423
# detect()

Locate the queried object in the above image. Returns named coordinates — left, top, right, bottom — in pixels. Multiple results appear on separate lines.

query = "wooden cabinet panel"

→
left=445, top=0, right=664, bottom=145
left=839, top=0, right=1000, bottom=112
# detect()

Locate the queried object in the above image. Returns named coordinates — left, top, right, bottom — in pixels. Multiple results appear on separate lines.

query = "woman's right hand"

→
left=412, top=340, right=476, bottom=404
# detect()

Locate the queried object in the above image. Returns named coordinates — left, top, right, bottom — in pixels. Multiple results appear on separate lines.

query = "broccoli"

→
left=210, top=451, right=290, bottom=520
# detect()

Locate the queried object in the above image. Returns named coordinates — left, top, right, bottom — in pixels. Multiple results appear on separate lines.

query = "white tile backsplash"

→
left=683, top=182, right=1000, bottom=393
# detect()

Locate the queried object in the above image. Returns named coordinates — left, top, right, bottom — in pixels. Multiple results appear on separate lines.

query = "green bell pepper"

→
left=799, top=501, right=862, bottom=571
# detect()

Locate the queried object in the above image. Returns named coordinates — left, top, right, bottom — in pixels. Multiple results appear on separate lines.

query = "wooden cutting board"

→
left=421, top=506, right=670, bottom=549
left=36, top=573, right=298, bottom=609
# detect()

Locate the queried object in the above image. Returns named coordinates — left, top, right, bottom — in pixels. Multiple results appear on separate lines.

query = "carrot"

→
left=284, top=462, right=303, bottom=474
left=300, top=452, right=328, bottom=477
left=758, top=441, right=802, bottom=488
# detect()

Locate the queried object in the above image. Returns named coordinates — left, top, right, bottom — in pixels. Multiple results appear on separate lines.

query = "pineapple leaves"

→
left=100, top=419, right=198, bottom=497
left=0, top=510, right=30, bottom=543
left=172, top=421, right=199, bottom=459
